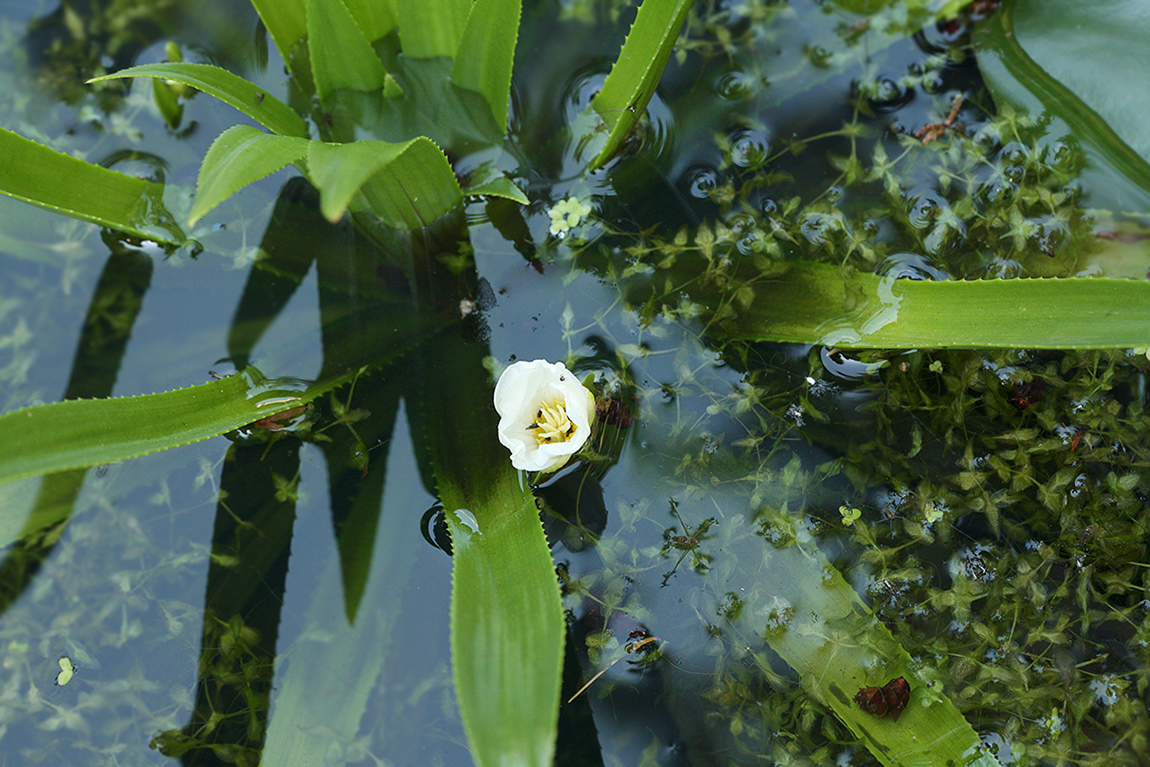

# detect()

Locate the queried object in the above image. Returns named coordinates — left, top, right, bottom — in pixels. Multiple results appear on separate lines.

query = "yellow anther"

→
left=529, top=397, right=578, bottom=444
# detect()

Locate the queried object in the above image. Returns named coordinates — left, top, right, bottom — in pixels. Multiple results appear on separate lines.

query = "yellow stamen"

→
left=529, top=397, right=577, bottom=444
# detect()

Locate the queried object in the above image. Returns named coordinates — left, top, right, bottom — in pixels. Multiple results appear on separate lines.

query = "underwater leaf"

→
left=723, top=503, right=1001, bottom=767
left=306, top=0, right=387, bottom=104
left=400, top=0, right=471, bottom=59
left=0, top=369, right=349, bottom=488
left=724, top=262, right=1150, bottom=349
left=974, top=0, right=1150, bottom=212
left=589, top=0, right=693, bottom=169
left=190, top=125, right=309, bottom=226
left=378, top=57, right=505, bottom=147
left=0, top=246, right=152, bottom=589
left=452, top=0, right=521, bottom=133
left=306, top=138, right=463, bottom=227
left=89, top=63, right=309, bottom=138
left=0, top=127, right=183, bottom=245
left=412, top=334, right=564, bottom=767
left=249, top=0, right=308, bottom=73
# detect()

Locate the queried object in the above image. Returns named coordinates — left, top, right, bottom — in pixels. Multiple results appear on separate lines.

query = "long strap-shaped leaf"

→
left=401, top=0, right=471, bottom=59
left=453, top=0, right=522, bottom=134
left=703, top=495, right=1001, bottom=767
left=307, top=0, right=386, bottom=104
left=89, top=63, right=309, bottom=138
left=342, top=0, right=398, bottom=44
left=723, top=262, right=1150, bottom=349
left=0, top=368, right=348, bottom=487
left=589, top=0, right=692, bottom=169
left=0, top=128, right=184, bottom=245
left=412, top=333, right=564, bottom=767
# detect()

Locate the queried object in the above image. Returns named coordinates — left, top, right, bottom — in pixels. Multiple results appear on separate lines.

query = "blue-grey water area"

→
left=2, top=1, right=1149, bottom=766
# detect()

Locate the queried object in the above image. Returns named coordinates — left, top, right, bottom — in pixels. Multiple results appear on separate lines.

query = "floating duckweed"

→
left=547, top=196, right=594, bottom=238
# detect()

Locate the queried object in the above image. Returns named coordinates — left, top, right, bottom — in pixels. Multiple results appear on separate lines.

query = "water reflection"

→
left=4, top=0, right=1150, bottom=764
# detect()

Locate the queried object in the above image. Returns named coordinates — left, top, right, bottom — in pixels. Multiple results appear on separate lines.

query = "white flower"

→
left=494, top=359, right=595, bottom=472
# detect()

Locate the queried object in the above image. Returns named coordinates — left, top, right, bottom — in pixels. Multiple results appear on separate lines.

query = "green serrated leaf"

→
left=453, top=0, right=521, bottom=133
left=725, top=262, right=1150, bottom=349
left=0, top=369, right=345, bottom=487
left=307, top=0, right=387, bottom=103
left=400, top=0, right=470, bottom=59
left=413, top=334, right=564, bottom=767
left=89, top=62, right=308, bottom=138
left=343, top=0, right=398, bottom=43
left=307, top=138, right=463, bottom=227
left=466, top=176, right=529, bottom=205
left=589, top=0, right=692, bottom=169
left=0, top=127, right=183, bottom=245
left=190, top=125, right=309, bottom=226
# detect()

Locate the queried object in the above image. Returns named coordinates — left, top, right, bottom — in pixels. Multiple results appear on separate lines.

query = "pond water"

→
left=2, top=1, right=1150, bottom=766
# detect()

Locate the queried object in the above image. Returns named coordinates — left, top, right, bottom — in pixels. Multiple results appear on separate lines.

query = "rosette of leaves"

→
left=91, top=0, right=529, bottom=230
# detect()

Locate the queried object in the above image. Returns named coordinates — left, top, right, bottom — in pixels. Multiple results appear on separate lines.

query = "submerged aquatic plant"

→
left=1, top=0, right=1150, bottom=766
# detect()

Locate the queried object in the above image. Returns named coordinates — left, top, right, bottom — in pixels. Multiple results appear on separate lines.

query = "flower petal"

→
left=494, top=359, right=595, bottom=472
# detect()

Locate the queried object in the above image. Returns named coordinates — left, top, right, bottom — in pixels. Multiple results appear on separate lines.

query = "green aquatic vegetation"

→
left=564, top=343, right=1150, bottom=763
left=23, top=0, right=186, bottom=106
left=606, top=336, right=1150, bottom=761
left=4, top=1, right=1150, bottom=766
left=541, top=9, right=1150, bottom=761
left=836, top=351, right=1150, bottom=762
left=0, top=450, right=222, bottom=763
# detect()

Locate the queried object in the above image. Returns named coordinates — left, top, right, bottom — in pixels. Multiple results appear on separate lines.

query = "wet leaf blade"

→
left=0, top=127, right=183, bottom=245
left=452, top=0, right=521, bottom=133
left=466, top=175, right=529, bottom=205
left=869, top=277, right=1150, bottom=348
left=0, top=374, right=336, bottom=487
left=974, top=0, right=1150, bottom=211
left=726, top=263, right=1150, bottom=349
left=190, top=125, right=309, bottom=226
left=342, top=0, right=398, bottom=43
left=446, top=493, right=562, bottom=767
left=414, top=335, right=564, bottom=767
left=89, top=62, right=309, bottom=138
left=1012, top=0, right=1150, bottom=165
left=589, top=0, right=692, bottom=169
left=748, top=532, right=1000, bottom=767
